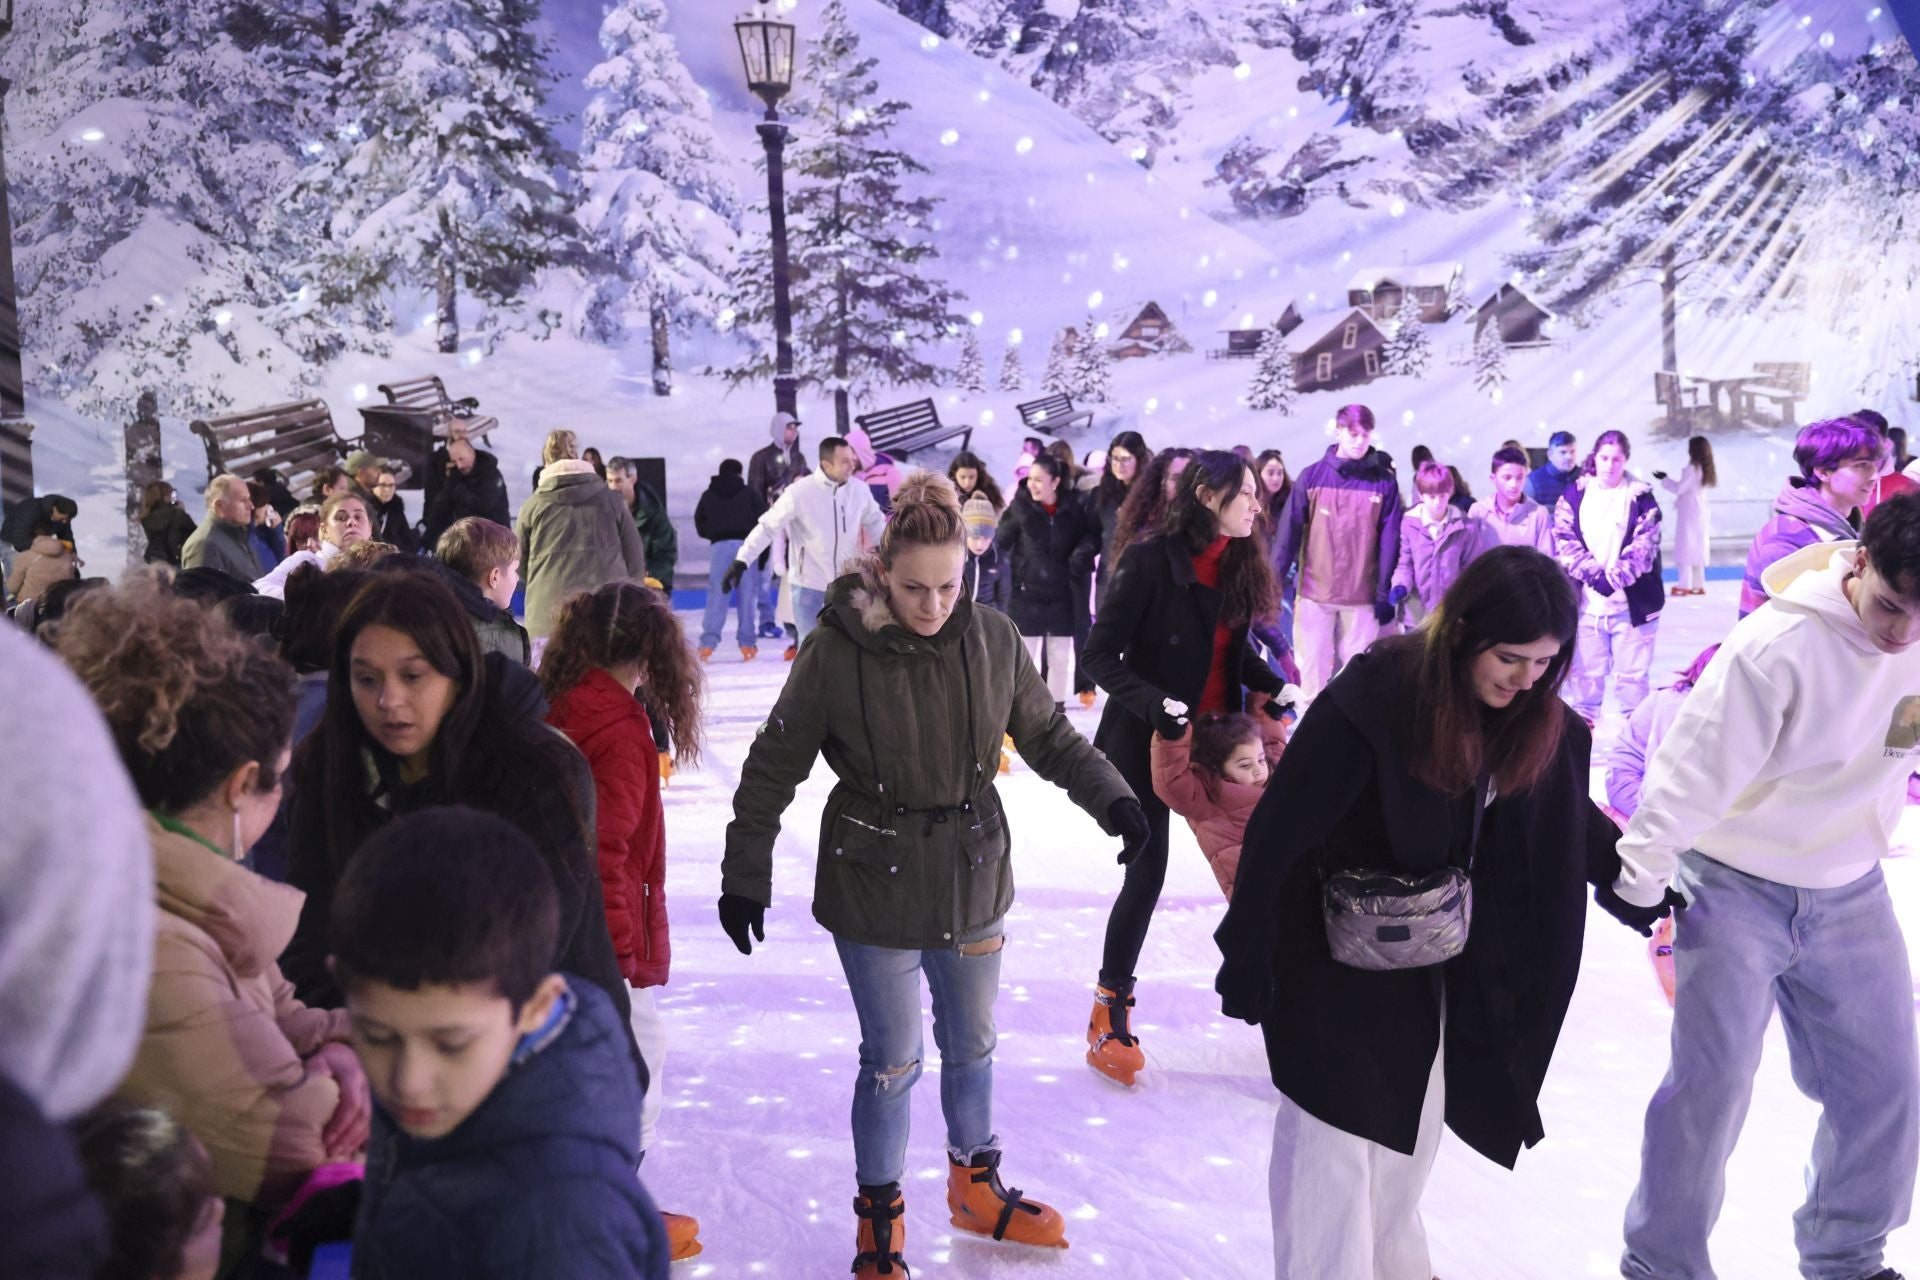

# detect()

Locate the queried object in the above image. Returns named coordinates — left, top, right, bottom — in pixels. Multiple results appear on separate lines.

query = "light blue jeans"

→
left=699, top=539, right=756, bottom=649
left=1622, top=851, right=1919, bottom=1280
left=792, top=585, right=828, bottom=642
left=834, top=931, right=1003, bottom=1187
left=1567, top=606, right=1659, bottom=723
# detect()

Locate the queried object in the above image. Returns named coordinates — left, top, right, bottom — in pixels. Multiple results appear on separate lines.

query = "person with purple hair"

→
left=1737, top=416, right=1882, bottom=617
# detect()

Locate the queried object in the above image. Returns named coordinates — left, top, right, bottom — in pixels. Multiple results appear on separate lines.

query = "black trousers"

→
left=1097, top=789, right=1173, bottom=991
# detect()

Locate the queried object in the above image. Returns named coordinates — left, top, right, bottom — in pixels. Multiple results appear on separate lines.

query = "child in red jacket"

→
left=1150, top=694, right=1291, bottom=897
left=541, top=580, right=705, bottom=1262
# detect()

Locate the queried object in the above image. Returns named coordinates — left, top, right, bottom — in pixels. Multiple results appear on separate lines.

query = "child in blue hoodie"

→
left=332, top=806, right=668, bottom=1279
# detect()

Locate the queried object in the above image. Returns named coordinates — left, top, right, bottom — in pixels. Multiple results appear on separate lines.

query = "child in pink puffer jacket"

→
left=1150, top=694, right=1291, bottom=897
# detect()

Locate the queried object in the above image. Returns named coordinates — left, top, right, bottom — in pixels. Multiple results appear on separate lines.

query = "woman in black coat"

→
left=1079, top=449, right=1284, bottom=1086
left=280, top=571, right=633, bottom=1057
left=994, top=454, right=1099, bottom=711
left=1213, top=546, right=1673, bottom=1279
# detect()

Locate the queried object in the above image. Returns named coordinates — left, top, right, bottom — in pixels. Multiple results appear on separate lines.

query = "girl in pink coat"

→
left=1150, top=696, right=1289, bottom=896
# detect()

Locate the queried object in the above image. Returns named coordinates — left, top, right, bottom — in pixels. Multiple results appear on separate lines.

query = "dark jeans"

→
left=1097, top=791, right=1173, bottom=991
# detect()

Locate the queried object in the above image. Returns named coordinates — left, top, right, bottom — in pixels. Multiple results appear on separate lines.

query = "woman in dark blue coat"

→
left=994, top=454, right=1099, bottom=710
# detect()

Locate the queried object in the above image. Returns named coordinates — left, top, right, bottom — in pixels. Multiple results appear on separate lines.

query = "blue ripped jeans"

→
left=834, top=927, right=1003, bottom=1187
left=1622, top=852, right=1919, bottom=1280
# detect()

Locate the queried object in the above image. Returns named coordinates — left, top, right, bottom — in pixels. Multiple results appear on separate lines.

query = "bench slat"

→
left=192, top=400, right=332, bottom=440
left=231, top=437, right=344, bottom=479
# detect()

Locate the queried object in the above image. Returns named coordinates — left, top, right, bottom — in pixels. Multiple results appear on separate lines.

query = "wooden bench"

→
left=357, top=376, right=497, bottom=490
left=1653, top=371, right=1708, bottom=432
left=853, top=398, right=971, bottom=457
left=190, top=399, right=356, bottom=497
left=1741, top=361, right=1811, bottom=428
left=1015, top=392, right=1095, bottom=436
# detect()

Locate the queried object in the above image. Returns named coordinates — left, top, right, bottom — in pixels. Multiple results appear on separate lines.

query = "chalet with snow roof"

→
left=1291, top=307, right=1388, bottom=391
left=1105, top=301, right=1191, bottom=359
left=1210, top=301, right=1304, bottom=359
left=1473, top=283, right=1555, bottom=347
left=1346, top=263, right=1463, bottom=324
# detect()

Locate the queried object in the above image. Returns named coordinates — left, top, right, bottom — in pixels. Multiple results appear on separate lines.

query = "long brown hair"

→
left=1687, top=435, right=1718, bottom=488
left=1381, top=545, right=1579, bottom=796
left=304, top=571, right=488, bottom=874
left=1253, top=449, right=1290, bottom=533
left=539, top=582, right=705, bottom=766
left=1112, top=446, right=1193, bottom=551
left=946, top=451, right=1005, bottom=511
left=1159, top=450, right=1277, bottom=628
left=135, top=481, right=175, bottom=523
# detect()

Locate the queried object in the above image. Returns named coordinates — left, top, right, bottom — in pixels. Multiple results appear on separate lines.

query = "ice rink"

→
left=640, top=577, right=1920, bottom=1278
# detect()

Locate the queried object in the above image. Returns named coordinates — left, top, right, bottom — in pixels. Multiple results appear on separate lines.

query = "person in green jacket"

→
left=180, top=475, right=263, bottom=583
left=608, top=457, right=678, bottom=593
left=717, top=472, right=1149, bottom=1280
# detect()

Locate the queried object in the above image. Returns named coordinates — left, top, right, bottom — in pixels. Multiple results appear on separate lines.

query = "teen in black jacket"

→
left=994, top=457, right=1098, bottom=706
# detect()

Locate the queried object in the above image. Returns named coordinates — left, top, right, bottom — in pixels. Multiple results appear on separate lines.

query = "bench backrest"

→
left=856, top=398, right=941, bottom=446
left=379, top=375, right=453, bottom=411
left=189, top=399, right=343, bottom=489
left=1652, top=370, right=1683, bottom=409
left=1018, top=393, right=1075, bottom=421
left=1752, top=362, right=1811, bottom=396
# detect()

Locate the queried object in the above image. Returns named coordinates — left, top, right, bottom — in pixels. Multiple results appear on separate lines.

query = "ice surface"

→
left=643, top=580, right=1920, bottom=1277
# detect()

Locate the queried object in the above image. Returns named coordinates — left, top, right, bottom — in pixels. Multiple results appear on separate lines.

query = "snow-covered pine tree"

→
left=310, top=0, right=576, bottom=353
left=1041, top=330, right=1072, bottom=394
left=1382, top=292, right=1431, bottom=379
left=723, top=0, right=964, bottom=431
left=955, top=327, right=987, bottom=392
left=1472, top=320, right=1507, bottom=400
left=1069, top=312, right=1114, bottom=403
left=1246, top=325, right=1297, bottom=413
left=578, top=0, right=738, bottom=395
left=6, top=0, right=358, bottom=417
left=998, top=340, right=1027, bottom=392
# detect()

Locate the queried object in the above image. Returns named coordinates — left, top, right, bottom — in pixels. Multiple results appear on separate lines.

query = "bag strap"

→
left=1465, top=774, right=1491, bottom=873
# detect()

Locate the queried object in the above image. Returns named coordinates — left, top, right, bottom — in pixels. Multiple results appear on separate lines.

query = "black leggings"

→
left=1097, top=791, right=1172, bottom=991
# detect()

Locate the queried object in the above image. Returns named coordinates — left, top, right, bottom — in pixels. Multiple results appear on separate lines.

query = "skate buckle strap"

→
left=853, top=1195, right=909, bottom=1277
left=970, top=1154, right=1042, bottom=1242
left=1095, top=989, right=1139, bottom=1049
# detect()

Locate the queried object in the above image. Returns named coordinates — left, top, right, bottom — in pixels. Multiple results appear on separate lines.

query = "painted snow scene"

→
left=8, top=0, right=1920, bottom=1275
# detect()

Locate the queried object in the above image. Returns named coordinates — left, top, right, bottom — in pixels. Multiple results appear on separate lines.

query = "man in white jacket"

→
left=1612, top=497, right=1920, bottom=1280
left=723, top=436, right=886, bottom=646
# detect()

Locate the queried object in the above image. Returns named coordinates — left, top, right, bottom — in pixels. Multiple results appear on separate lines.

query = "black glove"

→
left=1373, top=599, right=1397, bottom=626
left=1593, top=882, right=1686, bottom=937
left=1108, top=798, right=1152, bottom=866
left=1216, top=955, right=1275, bottom=1025
left=718, top=893, right=766, bottom=955
left=720, top=560, right=747, bottom=595
left=1652, top=470, right=1668, bottom=480
left=1152, top=710, right=1189, bottom=739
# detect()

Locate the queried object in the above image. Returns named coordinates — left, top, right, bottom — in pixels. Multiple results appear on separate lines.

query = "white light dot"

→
left=1572, top=369, right=1586, bottom=387
left=978, top=409, right=995, bottom=425
left=1007, top=328, right=1023, bottom=345
left=214, top=310, right=233, bottom=327
left=1820, top=30, right=1835, bottom=47
left=1087, top=290, right=1104, bottom=308
left=1202, top=289, right=1218, bottom=307
left=1015, top=136, right=1034, bottom=154
left=977, top=89, right=991, bottom=103
left=150, top=294, right=166, bottom=307
left=79, top=127, right=106, bottom=143
left=1129, top=145, right=1148, bottom=161
left=352, top=383, right=369, bottom=402
left=1390, top=198, right=1407, bottom=217
left=919, top=33, right=940, bottom=49
left=1144, top=397, right=1159, bottom=413
left=465, top=349, right=482, bottom=366
left=940, top=128, right=959, bottom=146
left=1402, top=410, right=1415, bottom=426
left=1288, top=105, right=1299, bottom=118
left=968, top=310, right=984, bottom=326
left=1233, top=62, right=1252, bottom=80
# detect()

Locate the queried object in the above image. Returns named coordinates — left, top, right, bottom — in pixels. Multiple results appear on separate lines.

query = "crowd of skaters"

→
left=2, top=399, right=1919, bottom=1280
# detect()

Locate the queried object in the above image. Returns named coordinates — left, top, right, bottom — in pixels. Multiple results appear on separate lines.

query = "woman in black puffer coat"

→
left=994, top=454, right=1098, bottom=710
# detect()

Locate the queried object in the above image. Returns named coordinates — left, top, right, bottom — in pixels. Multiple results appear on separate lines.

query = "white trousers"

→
left=1269, top=1040, right=1446, bottom=1280
left=1565, top=606, right=1659, bottom=724
left=1294, top=598, right=1381, bottom=703
left=629, top=983, right=666, bottom=1155
left=1022, top=633, right=1075, bottom=704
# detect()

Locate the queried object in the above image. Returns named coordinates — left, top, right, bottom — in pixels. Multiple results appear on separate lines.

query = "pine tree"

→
left=578, top=0, right=738, bottom=395
left=1041, top=330, right=1073, bottom=394
left=1069, top=312, right=1114, bottom=403
left=1382, top=292, right=1431, bottom=379
left=723, top=0, right=964, bottom=430
left=955, top=327, right=986, bottom=392
left=1472, top=320, right=1508, bottom=401
left=309, top=0, right=576, bottom=353
left=1246, top=326, right=1297, bottom=413
left=998, top=341, right=1026, bottom=392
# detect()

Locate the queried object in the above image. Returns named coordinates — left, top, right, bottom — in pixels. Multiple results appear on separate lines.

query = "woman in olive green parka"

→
left=718, top=473, right=1145, bottom=1278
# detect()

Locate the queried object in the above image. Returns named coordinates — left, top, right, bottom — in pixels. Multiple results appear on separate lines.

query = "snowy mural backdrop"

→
left=4, top=0, right=1919, bottom=564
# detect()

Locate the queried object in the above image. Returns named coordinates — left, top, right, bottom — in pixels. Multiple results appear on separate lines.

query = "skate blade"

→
left=949, top=1220, right=1071, bottom=1251
left=1083, top=1054, right=1141, bottom=1089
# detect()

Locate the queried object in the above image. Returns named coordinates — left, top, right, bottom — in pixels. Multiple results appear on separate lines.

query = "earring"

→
left=231, top=807, right=244, bottom=861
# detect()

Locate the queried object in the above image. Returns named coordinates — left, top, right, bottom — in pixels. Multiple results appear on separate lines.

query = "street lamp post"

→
left=0, top=0, right=35, bottom=512
left=734, top=1, right=798, bottom=419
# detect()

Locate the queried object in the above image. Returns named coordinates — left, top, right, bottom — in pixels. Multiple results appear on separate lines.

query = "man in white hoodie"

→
left=1612, top=496, right=1920, bottom=1280
left=724, top=436, right=886, bottom=645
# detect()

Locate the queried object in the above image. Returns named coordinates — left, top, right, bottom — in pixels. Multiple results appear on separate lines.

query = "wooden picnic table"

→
left=1684, top=374, right=1765, bottom=426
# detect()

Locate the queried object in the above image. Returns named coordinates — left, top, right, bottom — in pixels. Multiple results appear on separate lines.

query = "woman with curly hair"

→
left=56, top=575, right=370, bottom=1222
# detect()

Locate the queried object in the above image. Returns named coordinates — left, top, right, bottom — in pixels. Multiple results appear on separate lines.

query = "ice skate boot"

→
left=740, top=645, right=758, bottom=661
left=945, top=1150, right=1068, bottom=1249
left=1085, top=982, right=1145, bottom=1087
left=784, top=644, right=798, bottom=661
left=852, top=1183, right=910, bottom=1277
left=1078, top=690, right=1097, bottom=709
left=661, top=1211, right=702, bottom=1261
left=698, top=646, right=714, bottom=662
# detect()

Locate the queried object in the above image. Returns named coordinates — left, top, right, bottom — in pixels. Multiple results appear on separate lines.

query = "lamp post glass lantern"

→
left=736, top=2, right=800, bottom=417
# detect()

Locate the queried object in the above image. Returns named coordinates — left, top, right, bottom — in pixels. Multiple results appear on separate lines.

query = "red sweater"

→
left=1194, top=535, right=1234, bottom=713
left=546, top=667, right=669, bottom=987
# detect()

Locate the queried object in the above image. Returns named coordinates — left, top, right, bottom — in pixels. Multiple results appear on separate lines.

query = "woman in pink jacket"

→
left=56, top=576, right=369, bottom=1225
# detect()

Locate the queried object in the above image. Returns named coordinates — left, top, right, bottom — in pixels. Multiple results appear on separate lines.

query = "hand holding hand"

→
left=1108, top=798, right=1152, bottom=866
left=1373, top=599, right=1397, bottom=626
left=721, top=560, right=748, bottom=595
left=1389, top=585, right=1410, bottom=606
left=311, top=1041, right=371, bottom=1159
left=1594, top=882, right=1686, bottom=937
left=719, top=893, right=767, bottom=955
left=1151, top=696, right=1190, bottom=739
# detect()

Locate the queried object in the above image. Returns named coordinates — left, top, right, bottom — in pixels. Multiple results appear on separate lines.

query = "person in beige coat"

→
left=516, top=429, right=647, bottom=641
left=6, top=522, right=79, bottom=604
left=56, top=575, right=369, bottom=1214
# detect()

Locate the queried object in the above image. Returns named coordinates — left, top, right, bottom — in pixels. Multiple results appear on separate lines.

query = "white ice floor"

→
left=641, top=578, right=1920, bottom=1279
